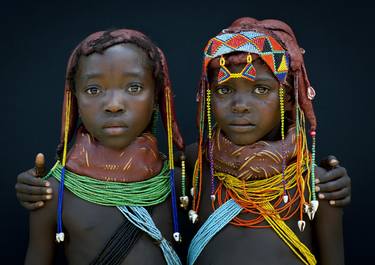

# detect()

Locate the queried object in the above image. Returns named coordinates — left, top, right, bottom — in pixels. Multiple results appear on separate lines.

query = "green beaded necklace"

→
left=45, top=161, right=171, bottom=206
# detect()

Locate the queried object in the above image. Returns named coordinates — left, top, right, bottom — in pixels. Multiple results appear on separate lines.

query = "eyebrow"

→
left=83, top=72, right=103, bottom=79
left=82, top=70, right=145, bottom=80
left=121, top=70, right=145, bottom=77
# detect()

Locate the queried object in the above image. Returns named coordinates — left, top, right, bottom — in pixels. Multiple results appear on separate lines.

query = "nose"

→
left=105, top=91, right=125, bottom=113
left=231, top=94, right=250, bottom=113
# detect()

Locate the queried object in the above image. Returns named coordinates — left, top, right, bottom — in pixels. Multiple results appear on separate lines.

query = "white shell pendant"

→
left=298, top=220, right=306, bottom=232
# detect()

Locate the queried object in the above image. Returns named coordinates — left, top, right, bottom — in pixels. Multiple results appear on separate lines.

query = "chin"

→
left=228, top=135, right=258, bottom=146
left=102, top=140, right=132, bottom=150
left=233, top=140, right=257, bottom=146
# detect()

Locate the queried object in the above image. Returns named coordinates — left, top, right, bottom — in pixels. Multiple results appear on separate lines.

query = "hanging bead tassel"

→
left=56, top=90, right=72, bottom=243
left=279, top=87, right=288, bottom=204
left=179, top=154, right=189, bottom=209
left=165, top=88, right=181, bottom=242
left=56, top=166, right=65, bottom=243
left=294, top=86, right=306, bottom=231
left=309, top=130, right=319, bottom=220
left=206, top=88, right=215, bottom=202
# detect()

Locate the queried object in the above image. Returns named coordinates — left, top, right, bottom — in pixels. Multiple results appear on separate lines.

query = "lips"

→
left=229, top=118, right=255, bottom=126
left=103, top=121, right=128, bottom=135
left=228, top=119, right=255, bottom=132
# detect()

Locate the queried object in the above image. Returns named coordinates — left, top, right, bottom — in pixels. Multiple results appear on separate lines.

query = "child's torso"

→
left=50, top=178, right=173, bottom=265
left=186, top=143, right=314, bottom=265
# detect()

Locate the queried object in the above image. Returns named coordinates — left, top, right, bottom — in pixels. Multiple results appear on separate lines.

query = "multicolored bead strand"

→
left=179, top=154, right=189, bottom=209
left=306, top=130, right=319, bottom=221
left=295, top=82, right=300, bottom=137
left=206, top=88, right=215, bottom=202
left=165, top=88, right=181, bottom=242
left=56, top=90, right=72, bottom=243
left=181, top=155, right=186, bottom=197
left=310, top=130, right=317, bottom=201
left=279, top=86, right=288, bottom=203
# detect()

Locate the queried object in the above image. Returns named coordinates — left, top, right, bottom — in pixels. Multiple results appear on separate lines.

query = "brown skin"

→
left=211, top=58, right=292, bottom=145
left=24, top=43, right=179, bottom=265
left=185, top=147, right=344, bottom=265
left=75, top=44, right=155, bottom=150
left=16, top=52, right=349, bottom=262
left=182, top=58, right=344, bottom=264
left=15, top=154, right=351, bottom=208
left=15, top=61, right=351, bottom=209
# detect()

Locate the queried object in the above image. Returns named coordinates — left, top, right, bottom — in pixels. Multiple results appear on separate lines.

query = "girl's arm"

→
left=313, top=166, right=345, bottom=265
left=24, top=178, right=58, bottom=265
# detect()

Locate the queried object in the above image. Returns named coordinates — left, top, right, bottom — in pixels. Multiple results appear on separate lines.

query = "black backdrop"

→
left=1, top=0, right=374, bottom=264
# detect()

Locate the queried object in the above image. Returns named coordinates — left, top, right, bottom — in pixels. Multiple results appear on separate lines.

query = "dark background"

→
left=1, top=0, right=373, bottom=264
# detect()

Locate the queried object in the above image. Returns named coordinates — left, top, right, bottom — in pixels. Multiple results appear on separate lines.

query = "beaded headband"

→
left=204, top=31, right=289, bottom=84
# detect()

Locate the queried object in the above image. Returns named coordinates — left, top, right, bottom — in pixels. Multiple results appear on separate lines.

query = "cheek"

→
left=212, top=97, right=229, bottom=123
left=259, top=98, right=281, bottom=125
left=76, top=97, right=99, bottom=125
left=127, top=93, right=155, bottom=124
left=212, top=100, right=223, bottom=126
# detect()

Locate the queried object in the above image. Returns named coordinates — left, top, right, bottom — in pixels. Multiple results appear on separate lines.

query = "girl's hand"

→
left=316, top=155, right=351, bottom=207
left=15, top=153, right=53, bottom=210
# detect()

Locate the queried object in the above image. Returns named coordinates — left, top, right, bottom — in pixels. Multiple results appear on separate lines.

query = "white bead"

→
left=310, top=200, right=319, bottom=220
left=179, top=196, right=189, bottom=209
left=189, top=210, right=199, bottom=224
left=56, top=232, right=65, bottom=243
left=173, top=232, right=182, bottom=242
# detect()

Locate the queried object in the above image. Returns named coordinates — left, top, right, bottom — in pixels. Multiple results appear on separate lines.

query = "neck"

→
left=65, top=126, right=163, bottom=182
left=209, top=125, right=296, bottom=179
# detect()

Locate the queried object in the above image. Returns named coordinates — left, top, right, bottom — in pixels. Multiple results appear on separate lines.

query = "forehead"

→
left=77, top=43, right=151, bottom=77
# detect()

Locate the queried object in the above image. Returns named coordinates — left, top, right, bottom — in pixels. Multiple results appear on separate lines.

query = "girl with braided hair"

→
left=23, top=29, right=185, bottom=265
left=185, top=17, right=344, bottom=265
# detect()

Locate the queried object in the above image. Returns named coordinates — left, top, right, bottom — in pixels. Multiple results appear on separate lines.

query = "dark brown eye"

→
left=127, top=83, right=143, bottom=94
left=85, top=86, right=102, bottom=95
left=253, top=86, right=270, bottom=95
left=216, top=86, right=232, bottom=95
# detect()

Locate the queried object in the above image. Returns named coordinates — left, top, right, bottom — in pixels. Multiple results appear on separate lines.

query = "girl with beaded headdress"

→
left=23, top=29, right=185, bottom=265
left=184, top=17, right=345, bottom=265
